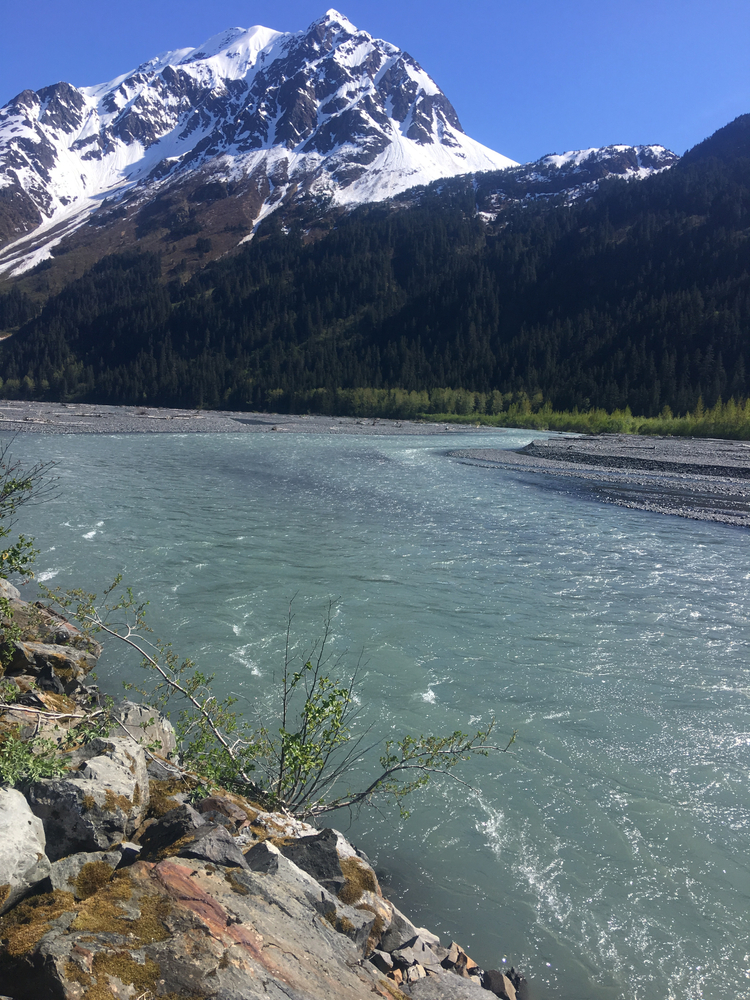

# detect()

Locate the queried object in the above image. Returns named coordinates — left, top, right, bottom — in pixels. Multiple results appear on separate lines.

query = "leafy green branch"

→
left=40, top=581, right=516, bottom=819
left=40, top=577, right=263, bottom=794
left=0, top=439, right=56, bottom=581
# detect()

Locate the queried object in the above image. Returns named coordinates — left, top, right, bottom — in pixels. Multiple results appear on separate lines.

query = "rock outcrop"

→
left=0, top=582, right=529, bottom=1000
left=0, top=788, right=50, bottom=915
left=26, top=736, right=150, bottom=860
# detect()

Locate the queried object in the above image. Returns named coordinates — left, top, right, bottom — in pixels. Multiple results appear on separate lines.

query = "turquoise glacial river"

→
left=15, top=429, right=750, bottom=1000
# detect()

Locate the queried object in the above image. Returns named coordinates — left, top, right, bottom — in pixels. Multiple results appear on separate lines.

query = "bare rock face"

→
left=110, top=699, right=177, bottom=756
left=26, top=737, right=149, bottom=860
left=402, top=969, right=487, bottom=997
left=1, top=597, right=102, bottom=656
left=0, top=579, right=21, bottom=601
left=0, top=787, right=51, bottom=915
left=0, top=858, right=392, bottom=1000
left=244, top=840, right=378, bottom=954
left=175, top=823, right=250, bottom=870
left=7, top=641, right=98, bottom=688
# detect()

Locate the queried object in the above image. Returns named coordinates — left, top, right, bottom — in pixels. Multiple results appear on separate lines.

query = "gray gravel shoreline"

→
left=0, top=400, right=491, bottom=436
left=450, top=434, right=750, bottom=527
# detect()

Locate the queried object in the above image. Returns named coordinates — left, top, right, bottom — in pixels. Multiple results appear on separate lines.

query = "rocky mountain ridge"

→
left=0, top=9, right=514, bottom=280
left=475, top=143, right=678, bottom=214
left=0, top=10, right=678, bottom=292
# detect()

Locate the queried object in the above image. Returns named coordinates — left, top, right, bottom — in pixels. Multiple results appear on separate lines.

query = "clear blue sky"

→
left=1, top=0, right=748, bottom=163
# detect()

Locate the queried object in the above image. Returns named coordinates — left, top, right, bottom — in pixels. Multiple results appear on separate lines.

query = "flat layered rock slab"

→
left=0, top=858, right=389, bottom=1000
left=401, top=969, right=486, bottom=998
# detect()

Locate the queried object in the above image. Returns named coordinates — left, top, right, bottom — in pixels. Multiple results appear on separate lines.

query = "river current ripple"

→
left=16, top=429, right=750, bottom=1000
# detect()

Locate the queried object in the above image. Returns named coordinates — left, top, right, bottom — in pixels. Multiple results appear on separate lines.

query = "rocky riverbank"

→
left=0, top=578, right=526, bottom=1000
left=451, top=434, right=750, bottom=526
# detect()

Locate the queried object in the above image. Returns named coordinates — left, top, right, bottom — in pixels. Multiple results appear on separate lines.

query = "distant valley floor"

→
left=451, top=435, right=750, bottom=527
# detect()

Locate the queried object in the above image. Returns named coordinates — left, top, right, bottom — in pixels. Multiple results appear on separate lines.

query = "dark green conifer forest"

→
left=0, top=114, right=748, bottom=418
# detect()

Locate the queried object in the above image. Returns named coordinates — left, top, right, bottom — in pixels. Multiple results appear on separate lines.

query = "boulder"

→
left=0, top=578, right=21, bottom=600
left=110, top=699, right=177, bottom=756
left=401, top=969, right=486, bottom=997
left=117, top=842, right=142, bottom=867
left=242, top=841, right=377, bottom=954
left=46, top=850, right=121, bottom=900
left=482, top=970, right=517, bottom=1000
left=176, top=824, right=249, bottom=870
left=6, top=641, right=97, bottom=687
left=197, top=794, right=251, bottom=831
left=277, top=827, right=345, bottom=893
left=454, top=948, right=479, bottom=978
left=27, top=737, right=149, bottom=860
left=0, top=858, right=391, bottom=1000
left=138, top=803, right=206, bottom=855
left=3, top=599, right=101, bottom=652
left=377, top=901, right=420, bottom=952
left=398, top=934, right=444, bottom=970
left=369, top=948, right=394, bottom=973
left=244, top=840, right=283, bottom=874
left=392, top=945, right=419, bottom=967
left=0, top=787, right=51, bottom=915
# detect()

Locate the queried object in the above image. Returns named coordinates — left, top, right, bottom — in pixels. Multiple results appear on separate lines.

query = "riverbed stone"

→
left=27, top=736, right=149, bottom=860
left=0, top=787, right=51, bottom=914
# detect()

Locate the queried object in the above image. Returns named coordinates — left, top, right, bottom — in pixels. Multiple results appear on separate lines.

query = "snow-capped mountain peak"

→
left=0, top=9, right=518, bottom=275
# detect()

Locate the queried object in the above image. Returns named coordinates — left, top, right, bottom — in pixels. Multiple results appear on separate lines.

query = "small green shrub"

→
left=0, top=732, right=66, bottom=786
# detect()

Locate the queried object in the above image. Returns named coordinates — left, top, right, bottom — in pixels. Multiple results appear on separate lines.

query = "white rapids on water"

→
left=15, top=428, right=750, bottom=1000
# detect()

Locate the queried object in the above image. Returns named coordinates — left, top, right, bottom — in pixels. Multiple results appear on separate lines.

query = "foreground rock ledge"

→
left=0, top=583, right=527, bottom=1000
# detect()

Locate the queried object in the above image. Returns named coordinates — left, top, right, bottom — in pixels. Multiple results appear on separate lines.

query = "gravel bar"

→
left=450, top=434, right=750, bottom=527
left=0, top=401, right=491, bottom=436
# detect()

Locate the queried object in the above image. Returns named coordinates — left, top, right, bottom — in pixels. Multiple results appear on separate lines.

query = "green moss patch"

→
left=71, top=871, right=171, bottom=945
left=0, top=889, right=76, bottom=956
left=148, top=776, right=198, bottom=818
left=338, top=856, right=378, bottom=905
left=70, top=861, right=116, bottom=901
